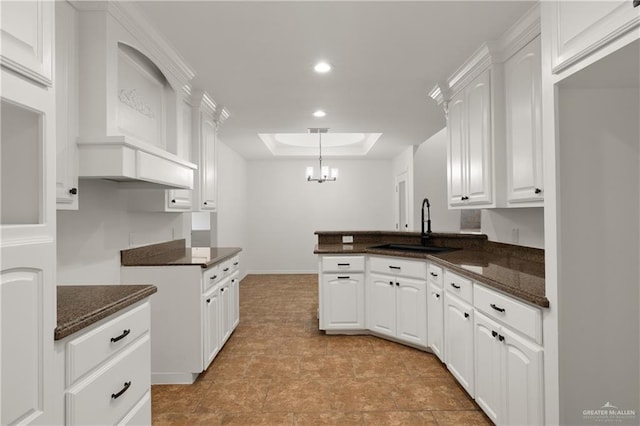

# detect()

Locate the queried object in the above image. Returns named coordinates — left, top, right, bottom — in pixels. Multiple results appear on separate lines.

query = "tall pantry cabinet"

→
left=0, top=1, right=57, bottom=424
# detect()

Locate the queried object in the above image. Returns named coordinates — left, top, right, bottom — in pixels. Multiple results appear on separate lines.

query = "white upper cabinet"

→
left=0, top=0, right=53, bottom=87
left=430, top=4, right=541, bottom=210
left=55, top=1, right=79, bottom=210
left=505, top=35, right=543, bottom=206
left=548, top=0, right=640, bottom=76
left=73, top=2, right=197, bottom=189
left=192, top=90, right=229, bottom=211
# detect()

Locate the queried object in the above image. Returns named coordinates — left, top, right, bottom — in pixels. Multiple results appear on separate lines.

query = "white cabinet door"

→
left=220, top=280, right=232, bottom=344
left=473, top=312, right=503, bottom=425
left=0, top=0, right=54, bottom=86
left=502, top=326, right=544, bottom=426
left=447, top=94, right=466, bottom=207
left=549, top=0, right=640, bottom=74
left=396, top=277, right=427, bottom=347
left=200, top=116, right=217, bottom=210
left=321, top=274, right=365, bottom=330
left=367, top=274, right=396, bottom=338
left=203, top=288, right=221, bottom=370
left=230, top=273, right=240, bottom=329
left=506, top=36, right=543, bottom=205
left=444, top=292, right=474, bottom=396
left=427, top=282, right=445, bottom=362
left=465, top=69, right=492, bottom=206
left=55, top=1, right=79, bottom=210
left=166, top=189, right=193, bottom=211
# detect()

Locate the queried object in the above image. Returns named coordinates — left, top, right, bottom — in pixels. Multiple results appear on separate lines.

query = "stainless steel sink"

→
left=370, top=244, right=459, bottom=254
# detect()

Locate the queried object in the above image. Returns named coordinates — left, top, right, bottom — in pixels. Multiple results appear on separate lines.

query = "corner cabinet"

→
left=447, top=68, right=495, bottom=208
left=505, top=35, right=543, bottom=206
left=548, top=0, right=640, bottom=75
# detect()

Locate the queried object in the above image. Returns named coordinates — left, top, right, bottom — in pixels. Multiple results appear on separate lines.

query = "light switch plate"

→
left=342, top=235, right=354, bottom=244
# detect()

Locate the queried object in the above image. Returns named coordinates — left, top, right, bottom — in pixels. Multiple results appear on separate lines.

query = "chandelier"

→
left=305, top=128, right=338, bottom=183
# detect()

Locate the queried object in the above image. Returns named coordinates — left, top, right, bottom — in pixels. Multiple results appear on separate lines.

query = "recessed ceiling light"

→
left=314, top=62, right=332, bottom=73
left=313, top=110, right=326, bottom=118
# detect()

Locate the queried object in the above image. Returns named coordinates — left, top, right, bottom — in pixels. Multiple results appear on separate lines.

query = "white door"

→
left=367, top=274, right=396, bottom=337
left=427, top=282, right=444, bottom=361
left=395, top=277, right=427, bottom=347
left=506, top=35, right=543, bottom=204
left=444, top=292, right=474, bottom=396
left=202, top=289, right=220, bottom=370
left=447, top=93, right=466, bottom=206
left=473, top=312, right=503, bottom=424
left=322, top=274, right=365, bottom=330
left=502, top=326, right=544, bottom=426
left=465, top=69, right=492, bottom=206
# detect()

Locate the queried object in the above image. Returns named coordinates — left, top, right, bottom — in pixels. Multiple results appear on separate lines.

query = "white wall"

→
left=57, top=180, right=190, bottom=284
left=413, top=128, right=461, bottom=233
left=216, top=141, right=248, bottom=278
left=481, top=208, right=544, bottom=248
left=246, top=159, right=394, bottom=273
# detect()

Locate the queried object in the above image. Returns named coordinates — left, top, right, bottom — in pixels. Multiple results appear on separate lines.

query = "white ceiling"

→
left=135, top=1, right=535, bottom=160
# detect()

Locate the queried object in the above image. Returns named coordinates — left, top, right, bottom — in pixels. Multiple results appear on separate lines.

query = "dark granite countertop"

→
left=121, top=239, right=242, bottom=269
left=56, top=285, right=157, bottom=340
left=314, top=231, right=547, bottom=308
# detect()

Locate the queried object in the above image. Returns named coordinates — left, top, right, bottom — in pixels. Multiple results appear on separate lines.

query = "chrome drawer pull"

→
left=490, top=303, right=506, bottom=313
left=110, top=329, right=130, bottom=343
left=111, top=381, right=131, bottom=399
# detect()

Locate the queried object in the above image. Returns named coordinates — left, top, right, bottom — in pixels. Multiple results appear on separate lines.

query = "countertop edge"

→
left=55, top=286, right=157, bottom=340
left=121, top=247, right=242, bottom=268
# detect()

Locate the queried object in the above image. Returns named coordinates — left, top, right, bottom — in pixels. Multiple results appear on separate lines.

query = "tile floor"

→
left=152, top=274, right=492, bottom=425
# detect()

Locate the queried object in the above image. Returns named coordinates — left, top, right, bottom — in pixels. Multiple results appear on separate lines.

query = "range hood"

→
left=75, top=2, right=196, bottom=189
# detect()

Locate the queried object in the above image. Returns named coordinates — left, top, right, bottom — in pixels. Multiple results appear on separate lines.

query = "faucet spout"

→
left=421, top=198, right=432, bottom=245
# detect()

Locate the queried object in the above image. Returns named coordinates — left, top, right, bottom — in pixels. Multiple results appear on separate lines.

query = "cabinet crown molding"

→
left=192, top=90, right=218, bottom=116
left=74, top=0, right=195, bottom=85
left=447, top=42, right=499, bottom=97
left=215, top=106, right=230, bottom=125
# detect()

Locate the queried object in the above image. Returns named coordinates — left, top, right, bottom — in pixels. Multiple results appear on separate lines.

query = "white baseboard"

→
left=151, top=372, right=198, bottom=385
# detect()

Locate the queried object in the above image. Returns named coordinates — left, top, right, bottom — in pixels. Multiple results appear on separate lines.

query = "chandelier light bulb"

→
left=313, top=110, right=326, bottom=118
left=314, top=61, right=332, bottom=73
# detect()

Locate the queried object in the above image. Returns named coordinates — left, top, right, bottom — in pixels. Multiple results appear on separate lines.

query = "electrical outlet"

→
left=342, top=235, right=354, bottom=244
left=511, top=228, right=520, bottom=244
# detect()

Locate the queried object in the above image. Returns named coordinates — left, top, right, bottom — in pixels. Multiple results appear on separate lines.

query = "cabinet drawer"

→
left=444, top=270, right=473, bottom=304
left=229, top=255, right=240, bottom=271
left=220, top=257, right=238, bottom=277
left=474, top=284, right=542, bottom=344
left=322, top=256, right=365, bottom=272
left=118, top=391, right=151, bottom=425
left=203, top=264, right=222, bottom=291
left=369, top=256, right=426, bottom=279
left=67, top=302, right=150, bottom=385
left=427, top=263, right=444, bottom=287
left=66, top=336, right=150, bottom=426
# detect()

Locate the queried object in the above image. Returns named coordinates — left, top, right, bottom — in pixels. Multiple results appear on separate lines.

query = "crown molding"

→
left=447, top=42, right=499, bottom=96
left=215, top=106, right=230, bottom=125
left=192, top=89, right=217, bottom=116
left=428, top=83, right=448, bottom=105
left=495, top=3, right=541, bottom=62
left=74, top=1, right=196, bottom=86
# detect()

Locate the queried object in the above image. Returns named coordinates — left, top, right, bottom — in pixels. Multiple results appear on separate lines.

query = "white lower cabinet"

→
left=203, top=286, right=221, bottom=369
left=319, top=256, right=366, bottom=331
left=56, top=301, right=152, bottom=425
left=121, top=254, right=241, bottom=384
left=444, top=291, right=475, bottom=396
left=427, top=281, right=445, bottom=362
left=367, top=272, right=427, bottom=348
left=321, top=273, right=365, bottom=330
left=474, top=311, right=544, bottom=426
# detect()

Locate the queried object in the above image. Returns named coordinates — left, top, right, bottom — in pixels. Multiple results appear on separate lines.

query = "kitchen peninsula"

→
left=315, top=230, right=546, bottom=425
